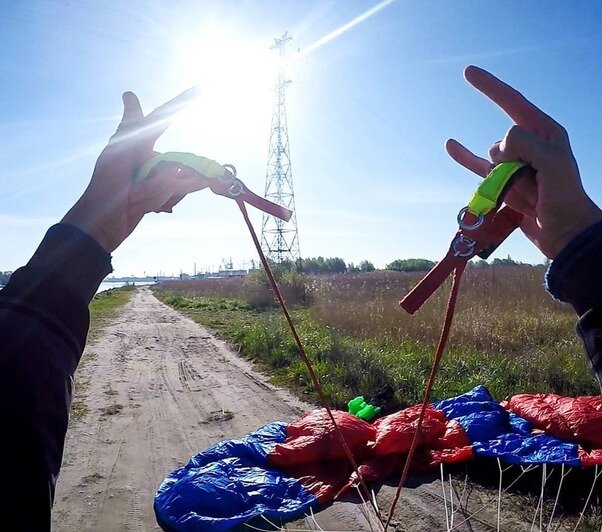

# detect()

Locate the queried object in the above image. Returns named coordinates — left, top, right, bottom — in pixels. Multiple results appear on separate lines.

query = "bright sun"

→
left=168, top=29, right=279, bottom=158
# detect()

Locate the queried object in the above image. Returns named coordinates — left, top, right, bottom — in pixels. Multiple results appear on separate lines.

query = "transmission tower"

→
left=261, top=32, right=300, bottom=263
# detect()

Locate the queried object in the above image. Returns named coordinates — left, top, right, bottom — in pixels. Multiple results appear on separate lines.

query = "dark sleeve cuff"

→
left=545, top=220, right=602, bottom=316
left=0, top=223, right=112, bottom=352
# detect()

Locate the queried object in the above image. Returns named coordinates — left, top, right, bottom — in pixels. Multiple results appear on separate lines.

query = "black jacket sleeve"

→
left=546, top=220, right=602, bottom=384
left=0, top=223, right=111, bottom=530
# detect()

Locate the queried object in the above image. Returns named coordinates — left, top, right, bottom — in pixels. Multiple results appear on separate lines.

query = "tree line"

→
left=274, top=255, right=534, bottom=275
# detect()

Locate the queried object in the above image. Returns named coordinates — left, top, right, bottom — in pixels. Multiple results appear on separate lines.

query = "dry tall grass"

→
left=309, top=266, right=574, bottom=358
left=157, top=265, right=599, bottom=404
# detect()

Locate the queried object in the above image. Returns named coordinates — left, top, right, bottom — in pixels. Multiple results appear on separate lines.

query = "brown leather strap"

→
left=400, top=206, right=522, bottom=314
left=241, top=188, right=292, bottom=222
left=195, top=171, right=293, bottom=222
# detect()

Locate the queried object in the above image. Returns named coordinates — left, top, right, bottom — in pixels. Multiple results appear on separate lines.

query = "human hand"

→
left=62, top=89, right=206, bottom=252
left=446, top=66, right=602, bottom=259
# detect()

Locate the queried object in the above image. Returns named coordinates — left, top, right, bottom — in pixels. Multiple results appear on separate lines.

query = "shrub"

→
left=386, top=258, right=435, bottom=272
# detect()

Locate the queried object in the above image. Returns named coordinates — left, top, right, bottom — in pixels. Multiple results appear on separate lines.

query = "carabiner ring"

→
left=452, top=235, right=476, bottom=258
left=228, top=178, right=244, bottom=197
left=457, top=206, right=484, bottom=231
left=220, top=164, right=237, bottom=183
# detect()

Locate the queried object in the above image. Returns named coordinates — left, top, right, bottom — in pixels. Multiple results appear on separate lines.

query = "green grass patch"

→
left=154, top=285, right=600, bottom=411
left=88, top=285, right=135, bottom=341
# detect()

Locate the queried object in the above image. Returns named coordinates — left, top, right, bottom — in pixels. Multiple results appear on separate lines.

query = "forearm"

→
left=546, top=220, right=602, bottom=379
left=1, top=223, right=112, bottom=352
left=0, top=224, right=111, bottom=522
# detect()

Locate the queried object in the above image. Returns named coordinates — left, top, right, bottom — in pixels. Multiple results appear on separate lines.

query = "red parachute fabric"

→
left=269, top=409, right=376, bottom=467
left=268, top=410, right=376, bottom=502
left=283, top=459, right=353, bottom=501
left=369, top=405, right=447, bottom=456
left=505, top=394, right=602, bottom=447
left=263, top=390, right=602, bottom=505
left=268, top=407, right=475, bottom=501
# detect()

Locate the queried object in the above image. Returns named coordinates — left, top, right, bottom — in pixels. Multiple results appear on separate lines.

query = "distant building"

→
left=214, top=269, right=249, bottom=278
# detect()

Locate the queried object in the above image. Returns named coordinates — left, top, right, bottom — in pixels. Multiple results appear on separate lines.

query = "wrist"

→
left=546, top=218, right=602, bottom=315
left=61, top=197, right=115, bottom=253
left=549, top=202, right=602, bottom=259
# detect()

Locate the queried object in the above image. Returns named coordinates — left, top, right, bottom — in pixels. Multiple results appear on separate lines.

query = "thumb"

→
left=120, top=91, right=144, bottom=126
left=494, top=125, right=549, bottom=170
left=110, top=91, right=145, bottom=145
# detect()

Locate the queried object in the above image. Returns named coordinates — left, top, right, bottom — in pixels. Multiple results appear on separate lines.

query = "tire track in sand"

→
left=52, top=287, right=370, bottom=531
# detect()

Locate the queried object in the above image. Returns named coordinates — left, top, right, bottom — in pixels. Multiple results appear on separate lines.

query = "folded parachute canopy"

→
left=155, top=386, right=602, bottom=531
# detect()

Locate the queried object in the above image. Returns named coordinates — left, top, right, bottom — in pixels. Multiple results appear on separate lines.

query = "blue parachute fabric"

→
left=154, top=422, right=318, bottom=532
left=473, top=434, right=581, bottom=466
left=434, top=385, right=510, bottom=443
left=508, top=412, right=533, bottom=435
left=187, top=421, right=287, bottom=468
left=435, top=387, right=580, bottom=466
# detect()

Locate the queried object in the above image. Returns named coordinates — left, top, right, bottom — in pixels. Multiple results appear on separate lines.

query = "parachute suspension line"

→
left=440, top=464, right=450, bottom=531
left=452, top=476, right=475, bottom=532
left=384, top=264, right=466, bottom=531
left=531, top=464, right=552, bottom=532
left=573, top=465, right=602, bottom=532
left=451, top=464, right=537, bottom=531
left=547, top=464, right=569, bottom=531
left=449, top=473, right=456, bottom=530
left=236, top=200, right=381, bottom=521
left=440, top=464, right=455, bottom=532
left=496, top=458, right=503, bottom=532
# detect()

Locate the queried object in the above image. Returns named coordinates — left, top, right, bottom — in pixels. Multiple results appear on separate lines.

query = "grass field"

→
left=153, top=266, right=599, bottom=411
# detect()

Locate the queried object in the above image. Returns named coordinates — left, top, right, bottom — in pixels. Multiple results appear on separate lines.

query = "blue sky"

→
left=2, top=1, right=602, bottom=276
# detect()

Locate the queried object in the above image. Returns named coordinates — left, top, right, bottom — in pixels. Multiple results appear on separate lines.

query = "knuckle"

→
left=505, top=125, right=523, bottom=144
left=553, top=123, right=569, bottom=141
left=488, top=142, right=501, bottom=161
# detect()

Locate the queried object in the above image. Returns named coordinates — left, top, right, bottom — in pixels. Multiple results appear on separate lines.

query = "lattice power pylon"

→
left=261, top=32, right=300, bottom=263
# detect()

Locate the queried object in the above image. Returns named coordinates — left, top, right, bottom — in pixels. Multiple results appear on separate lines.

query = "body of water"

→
left=96, top=281, right=154, bottom=294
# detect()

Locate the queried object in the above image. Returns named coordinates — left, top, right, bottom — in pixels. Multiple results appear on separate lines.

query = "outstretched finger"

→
left=445, top=139, right=491, bottom=177
left=464, top=66, right=562, bottom=138
left=144, top=86, right=199, bottom=144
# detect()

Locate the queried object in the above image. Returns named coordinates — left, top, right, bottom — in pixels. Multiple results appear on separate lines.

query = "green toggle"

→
left=133, top=151, right=226, bottom=182
left=348, top=396, right=381, bottom=422
left=467, top=161, right=526, bottom=217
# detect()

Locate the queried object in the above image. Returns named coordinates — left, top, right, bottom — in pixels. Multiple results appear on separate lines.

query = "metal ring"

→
left=228, top=179, right=244, bottom=197
left=452, top=235, right=476, bottom=258
left=220, top=164, right=237, bottom=183
left=457, top=206, right=484, bottom=231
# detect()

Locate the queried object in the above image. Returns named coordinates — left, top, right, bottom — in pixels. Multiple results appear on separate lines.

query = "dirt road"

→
left=52, top=288, right=372, bottom=531
left=52, top=288, right=543, bottom=531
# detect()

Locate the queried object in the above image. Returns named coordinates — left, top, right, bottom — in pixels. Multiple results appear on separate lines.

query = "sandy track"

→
left=52, top=288, right=371, bottom=531
left=52, top=287, right=543, bottom=531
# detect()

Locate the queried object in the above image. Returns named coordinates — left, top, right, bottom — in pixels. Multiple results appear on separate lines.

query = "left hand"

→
left=62, top=89, right=206, bottom=252
left=446, top=66, right=602, bottom=259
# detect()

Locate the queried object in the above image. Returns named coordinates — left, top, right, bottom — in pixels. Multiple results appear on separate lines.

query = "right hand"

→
left=446, top=65, right=602, bottom=259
